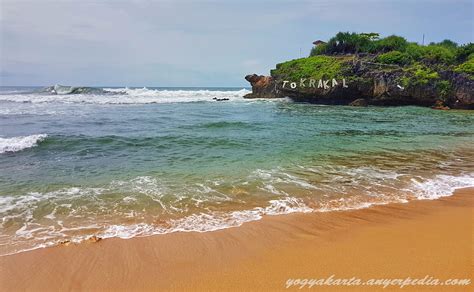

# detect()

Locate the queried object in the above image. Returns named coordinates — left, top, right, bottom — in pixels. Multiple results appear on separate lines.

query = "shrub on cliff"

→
left=374, top=41, right=456, bottom=65
left=310, top=32, right=466, bottom=65
left=370, top=35, right=409, bottom=53
left=323, top=32, right=371, bottom=55
left=401, top=64, right=439, bottom=86
left=376, top=51, right=413, bottom=65
left=311, top=32, right=382, bottom=56
left=404, top=43, right=456, bottom=65
left=454, top=55, right=474, bottom=76
left=455, top=43, right=474, bottom=62
left=412, top=65, right=439, bottom=84
left=431, top=39, right=458, bottom=49
left=311, top=33, right=411, bottom=56
left=421, top=45, right=456, bottom=64
left=435, top=80, right=453, bottom=100
left=405, top=43, right=425, bottom=61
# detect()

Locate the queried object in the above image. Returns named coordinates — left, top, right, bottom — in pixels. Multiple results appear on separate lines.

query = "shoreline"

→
left=1, top=187, right=472, bottom=291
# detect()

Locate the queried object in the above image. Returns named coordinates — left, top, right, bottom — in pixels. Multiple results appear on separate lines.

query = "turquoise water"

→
left=1, top=86, right=473, bottom=255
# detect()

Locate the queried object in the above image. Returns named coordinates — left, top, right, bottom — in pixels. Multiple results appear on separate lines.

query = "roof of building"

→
left=312, top=40, right=326, bottom=45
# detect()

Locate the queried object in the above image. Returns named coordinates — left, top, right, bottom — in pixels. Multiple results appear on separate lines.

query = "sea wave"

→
left=0, top=134, right=47, bottom=154
left=41, top=85, right=107, bottom=95
left=0, top=87, right=252, bottom=104
left=1, top=168, right=473, bottom=256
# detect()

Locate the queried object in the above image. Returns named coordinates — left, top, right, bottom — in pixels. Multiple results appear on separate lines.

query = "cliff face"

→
left=244, top=55, right=474, bottom=109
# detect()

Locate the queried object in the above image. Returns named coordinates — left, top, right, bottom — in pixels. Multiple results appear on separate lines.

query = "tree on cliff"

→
left=309, top=32, right=471, bottom=68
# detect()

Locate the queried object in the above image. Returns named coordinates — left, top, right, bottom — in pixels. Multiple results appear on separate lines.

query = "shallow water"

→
left=1, top=86, right=473, bottom=255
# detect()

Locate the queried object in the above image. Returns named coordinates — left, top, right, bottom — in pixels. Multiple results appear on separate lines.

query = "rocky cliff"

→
left=244, top=74, right=276, bottom=99
left=244, top=55, right=474, bottom=109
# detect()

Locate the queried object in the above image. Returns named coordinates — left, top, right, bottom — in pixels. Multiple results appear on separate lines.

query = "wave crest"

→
left=43, top=85, right=107, bottom=95
left=0, top=134, right=47, bottom=154
left=0, top=87, right=252, bottom=104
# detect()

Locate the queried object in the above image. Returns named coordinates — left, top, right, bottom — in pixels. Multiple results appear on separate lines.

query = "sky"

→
left=0, top=0, right=472, bottom=87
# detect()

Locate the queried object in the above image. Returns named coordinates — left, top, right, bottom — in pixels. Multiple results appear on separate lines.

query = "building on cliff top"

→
left=312, top=40, right=326, bottom=46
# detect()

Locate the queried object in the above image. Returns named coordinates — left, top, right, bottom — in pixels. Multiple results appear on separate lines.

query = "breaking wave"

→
left=0, top=134, right=48, bottom=154
left=0, top=86, right=252, bottom=104
left=41, top=85, right=108, bottom=95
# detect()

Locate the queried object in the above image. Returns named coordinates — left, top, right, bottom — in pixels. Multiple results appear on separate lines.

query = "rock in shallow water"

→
left=349, top=98, right=368, bottom=107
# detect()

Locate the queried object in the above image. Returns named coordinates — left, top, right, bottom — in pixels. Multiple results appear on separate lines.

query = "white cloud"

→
left=0, top=0, right=472, bottom=86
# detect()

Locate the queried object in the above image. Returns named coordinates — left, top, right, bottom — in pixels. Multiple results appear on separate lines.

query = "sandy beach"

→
left=0, top=188, right=472, bottom=291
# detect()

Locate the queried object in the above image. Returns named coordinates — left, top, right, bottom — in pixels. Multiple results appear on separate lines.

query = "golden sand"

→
left=1, top=188, right=472, bottom=291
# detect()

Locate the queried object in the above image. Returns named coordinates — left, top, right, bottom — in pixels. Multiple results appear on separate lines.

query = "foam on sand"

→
left=410, top=174, right=474, bottom=200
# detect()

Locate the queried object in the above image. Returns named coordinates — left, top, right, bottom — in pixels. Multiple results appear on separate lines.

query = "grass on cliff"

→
left=401, top=63, right=440, bottom=86
left=454, top=54, right=474, bottom=77
left=270, top=55, right=351, bottom=81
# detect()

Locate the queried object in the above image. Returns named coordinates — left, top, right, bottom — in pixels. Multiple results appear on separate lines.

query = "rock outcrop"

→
left=244, top=74, right=275, bottom=99
left=244, top=56, right=474, bottom=109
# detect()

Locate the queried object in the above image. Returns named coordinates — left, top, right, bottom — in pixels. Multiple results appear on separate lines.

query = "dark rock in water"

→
left=243, top=74, right=276, bottom=99
left=213, top=97, right=230, bottom=101
left=431, top=100, right=450, bottom=110
left=349, top=98, right=368, bottom=107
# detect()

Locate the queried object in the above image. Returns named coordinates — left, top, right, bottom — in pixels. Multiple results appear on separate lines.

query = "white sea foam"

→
left=2, top=171, right=473, bottom=256
left=98, top=196, right=312, bottom=239
left=0, top=134, right=47, bottom=154
left=260, top=197, right=313, bottom=215
left=410, top=174, right=474, bottom=200
left=0, top=106, right=62, bottom=116
left=0, top=88, right=252, bottom=104
left=251, top=168, right=319, bottom=190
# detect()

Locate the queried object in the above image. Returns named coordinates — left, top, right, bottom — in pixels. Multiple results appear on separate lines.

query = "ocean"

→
left=1, top=86, right=473, bottom=255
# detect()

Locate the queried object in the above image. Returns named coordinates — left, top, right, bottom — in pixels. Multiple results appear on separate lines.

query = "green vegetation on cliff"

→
left=270, top=55, right=352, bottom=81
left=309, top=32, right=471, bottom=65
left=272, top=32, right=472, bottom=88
left=455, top=54, right=474, bottom=76
left=376, top=51, right=412, bottom=65
left=246, top=32, right=473, bottom=108
left=400, top=63, right=439, bottom=86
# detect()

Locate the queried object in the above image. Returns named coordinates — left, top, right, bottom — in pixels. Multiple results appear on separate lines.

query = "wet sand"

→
left=1, top=188, right=472, bottom=291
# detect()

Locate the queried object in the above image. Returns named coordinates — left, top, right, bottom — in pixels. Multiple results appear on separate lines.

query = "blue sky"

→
left=1, top=0, right=472, bottom=87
